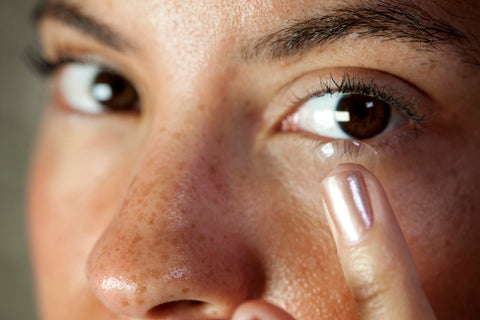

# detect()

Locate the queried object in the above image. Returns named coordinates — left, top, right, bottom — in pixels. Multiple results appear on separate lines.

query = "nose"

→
left=86, top=132, right=264, bottom=319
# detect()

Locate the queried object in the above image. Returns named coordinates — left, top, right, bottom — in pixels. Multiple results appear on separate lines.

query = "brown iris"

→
left=90, top=71, right=139, bottom=112
left=336, top=94, right=391, bottom=139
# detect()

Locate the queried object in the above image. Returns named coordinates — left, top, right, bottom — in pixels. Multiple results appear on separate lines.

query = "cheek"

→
left=378, top=127, right=480, bottom=316
left=239, top=141, right=358, bottom=319
left=28, top=101, right=480, bottom=319
left=27, top=113, right=142, bottom=318
left=29, top=114, right=141, bottom=245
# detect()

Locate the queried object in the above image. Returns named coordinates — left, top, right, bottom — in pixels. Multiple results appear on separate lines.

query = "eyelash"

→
left=28, top=49, right=432, bottom=149
left=26, top=48, right=103, bottom=76
left=291, top=72, right=432, bottom=124
left=29, top=49, right=428, bottom=122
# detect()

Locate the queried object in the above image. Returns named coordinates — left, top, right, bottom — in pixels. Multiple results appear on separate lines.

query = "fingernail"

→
left=321, top=169, right=373, bottom=244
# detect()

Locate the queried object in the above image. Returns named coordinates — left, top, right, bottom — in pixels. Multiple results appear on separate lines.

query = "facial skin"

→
left=28, top=0, right=480, bottom=319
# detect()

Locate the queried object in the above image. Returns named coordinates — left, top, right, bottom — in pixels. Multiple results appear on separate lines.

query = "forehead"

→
left=57, top=0, right=309, bottom=30
left=62, top=0, right=321, bottom=51
left=37, top=0, right=480, bottom=86
left=44, top=0, right=480, bottom=52
left=54, top=0, right=479, bottom=21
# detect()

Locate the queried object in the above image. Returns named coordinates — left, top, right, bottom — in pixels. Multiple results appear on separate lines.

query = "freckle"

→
left=197, top=104, right=205, bottom=111
left=181, top=287, right=190, bottom=294
left=198, top=234, right=205, bottom=242
left=123, top=197, right=131, bottom=208
left=122, top=301, right=130, bottom=307
left=206, top=270, right=214, bottom=278
left=138, top=285, right=147, bottom=294
left=177, top=161, right=185, bottom=170
left=172, top=132, right=183, bottom=140
left=161, top=253, right=170, bottom=260
left=208, top=165, right=217, bottom=174
left=243, top=110, right=257, bottom=122
left=215, top=133, right=224, bottom=144
left=148, top=216, right=155, bottom=225
left=132, top=235, right=143, bottom=244
left=136, top=297, right=144, bottom=305
left=445, top=239, right=452, bottom=248
left=240, top=168, right=248, bottom=178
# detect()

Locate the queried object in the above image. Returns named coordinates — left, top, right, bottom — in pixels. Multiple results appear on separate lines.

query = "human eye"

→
left=28, top=51, right=140, bottom=115
left=279, top=71, right=430, bottom=145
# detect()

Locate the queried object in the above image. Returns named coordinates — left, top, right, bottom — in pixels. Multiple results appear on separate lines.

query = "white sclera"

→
left=314, top=140, right=379, bottom=176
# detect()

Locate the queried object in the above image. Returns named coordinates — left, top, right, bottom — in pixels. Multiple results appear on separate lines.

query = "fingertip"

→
left=320, top=162, right=437, bottom=319
left=232, top=300, right=295, bottom=320
left=321, top=163, right=375, bottom=245
left=325, top=163, right=376, bottom=181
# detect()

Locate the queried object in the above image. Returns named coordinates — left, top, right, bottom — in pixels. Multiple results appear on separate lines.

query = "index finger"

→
left=321, top=163, right=436, bottom=320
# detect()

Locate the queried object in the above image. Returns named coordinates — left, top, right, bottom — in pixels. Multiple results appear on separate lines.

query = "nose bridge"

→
left=86, top=107, right=263, bottom=318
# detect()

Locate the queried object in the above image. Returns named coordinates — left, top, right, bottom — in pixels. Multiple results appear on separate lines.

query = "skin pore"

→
left=28, top=0, right=480, bottom=319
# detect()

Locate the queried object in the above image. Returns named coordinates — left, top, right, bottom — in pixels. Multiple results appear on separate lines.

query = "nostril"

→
left=148, top=300, right=208, bottom=318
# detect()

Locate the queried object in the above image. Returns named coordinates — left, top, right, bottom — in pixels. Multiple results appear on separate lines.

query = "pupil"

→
left=336, top=94, right=391, bottom=139
left=90, top=71, right=139, bottom=111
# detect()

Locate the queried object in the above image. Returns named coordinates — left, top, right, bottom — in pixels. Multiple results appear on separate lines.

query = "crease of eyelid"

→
left=32, top=1, right=134, bottom=52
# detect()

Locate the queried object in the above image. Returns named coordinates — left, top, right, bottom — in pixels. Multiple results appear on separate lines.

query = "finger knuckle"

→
left=351, top=278, right=387, bottom=311
left=347, top=253, right=392, bottom=313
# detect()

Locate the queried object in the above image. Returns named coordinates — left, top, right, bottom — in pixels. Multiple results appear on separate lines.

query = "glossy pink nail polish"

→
left=321, top=170, right=373, bottom=244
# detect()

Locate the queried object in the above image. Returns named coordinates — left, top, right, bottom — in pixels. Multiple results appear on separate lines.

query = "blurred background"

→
left=1, top=0, right=44, bottom=319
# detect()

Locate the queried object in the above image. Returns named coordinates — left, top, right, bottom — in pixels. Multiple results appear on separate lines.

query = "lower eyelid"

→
left=270, top=68, right=433, bottom=152
left=297, top=122, right=422, bottom=158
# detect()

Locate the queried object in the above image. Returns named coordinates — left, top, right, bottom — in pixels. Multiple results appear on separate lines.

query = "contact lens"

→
left=314, top=140, right=379, bottom=176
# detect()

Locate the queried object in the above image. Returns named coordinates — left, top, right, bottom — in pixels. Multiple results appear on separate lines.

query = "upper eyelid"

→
left=26, top=49, right=120, bottom=77
left=276, top=70, right=432, bottom=131
left=34, top=2, right=134, bottom=52
left=29, top=49, right=431, bottom=123
left=291, top=73, right=411, bottom=109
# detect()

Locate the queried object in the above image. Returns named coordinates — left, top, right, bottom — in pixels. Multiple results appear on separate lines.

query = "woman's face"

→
left=29, top=0, right=480, bottom=319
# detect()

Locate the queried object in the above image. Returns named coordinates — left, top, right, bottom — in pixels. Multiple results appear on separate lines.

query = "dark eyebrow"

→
left=246, top=0, right=476, bottom=64
left=33, top=2, right=132, bottom=51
